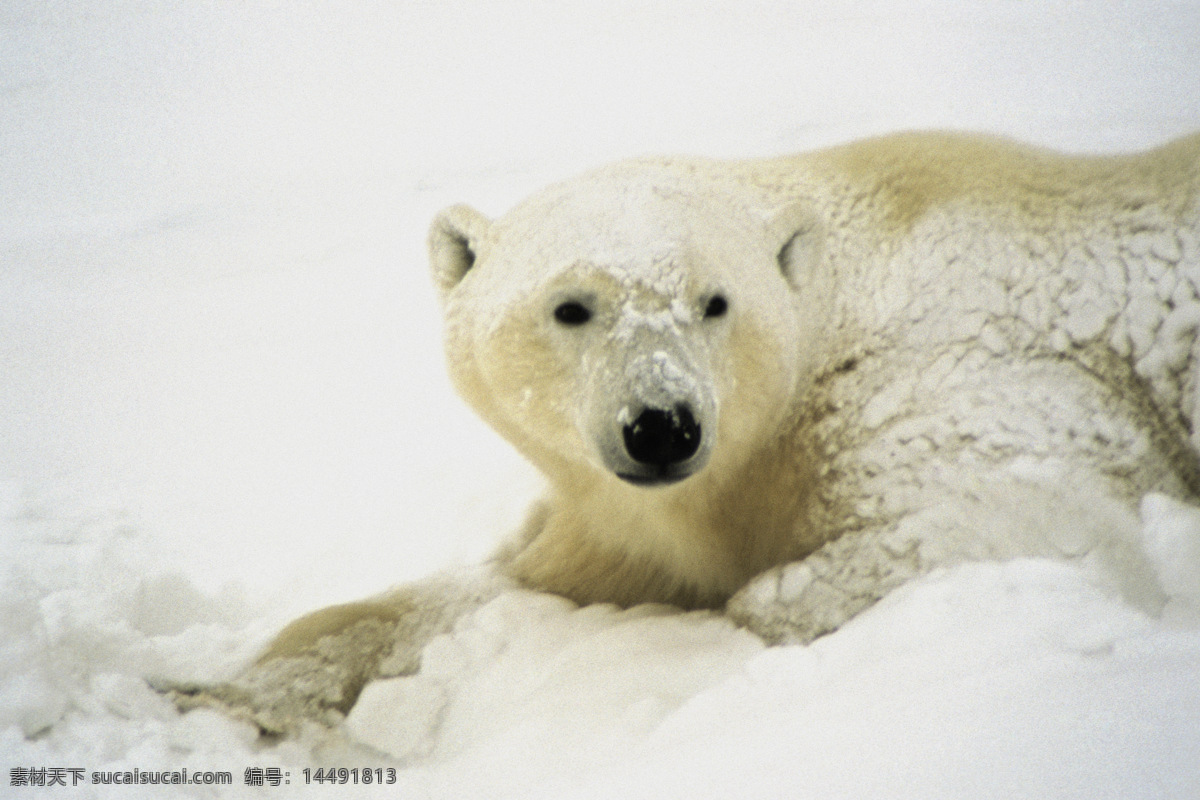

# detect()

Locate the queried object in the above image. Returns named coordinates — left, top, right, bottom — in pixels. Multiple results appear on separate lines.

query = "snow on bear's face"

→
left=429, top=164, right=823, bottom=490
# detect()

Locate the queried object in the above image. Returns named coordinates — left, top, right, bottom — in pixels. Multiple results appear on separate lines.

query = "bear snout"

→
left=616, top=404, right=705, bottom=487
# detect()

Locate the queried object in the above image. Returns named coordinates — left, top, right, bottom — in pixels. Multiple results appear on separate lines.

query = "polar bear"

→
left=169, top=131, right=1200, bottom=734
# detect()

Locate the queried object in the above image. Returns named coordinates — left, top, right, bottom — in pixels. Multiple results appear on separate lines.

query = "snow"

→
left=2, top=1, right=1200, bottom=797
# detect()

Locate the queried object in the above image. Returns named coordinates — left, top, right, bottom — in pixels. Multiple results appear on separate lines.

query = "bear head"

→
left=428, top=161, right=828, bottom=495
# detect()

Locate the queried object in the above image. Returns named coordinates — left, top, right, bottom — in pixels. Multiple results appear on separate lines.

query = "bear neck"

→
left=507, top=426, right=820, bottom=610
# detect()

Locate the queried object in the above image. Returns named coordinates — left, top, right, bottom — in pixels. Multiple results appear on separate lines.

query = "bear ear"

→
left=428, top=204, right=492, bottom=298
left=767, top=202, right=825, bottom=292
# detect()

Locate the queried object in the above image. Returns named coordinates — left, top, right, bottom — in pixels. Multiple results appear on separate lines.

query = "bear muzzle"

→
left=615, top=403, right=708, bottom=487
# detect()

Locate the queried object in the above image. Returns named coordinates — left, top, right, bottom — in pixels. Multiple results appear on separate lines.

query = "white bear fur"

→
left=170, top=131, right=1200, bottom=733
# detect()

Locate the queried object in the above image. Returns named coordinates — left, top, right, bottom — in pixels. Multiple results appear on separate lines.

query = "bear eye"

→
left=703, top=294, right=729, bottom=319
left=553, top=301, right=592, bottom=326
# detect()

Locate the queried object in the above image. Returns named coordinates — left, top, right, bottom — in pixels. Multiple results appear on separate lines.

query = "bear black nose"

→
left=623, top=405, right=701, bottom=467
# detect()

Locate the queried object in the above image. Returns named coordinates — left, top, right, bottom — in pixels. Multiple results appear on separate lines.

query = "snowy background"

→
left=3, top=1, right=1200, bottom=797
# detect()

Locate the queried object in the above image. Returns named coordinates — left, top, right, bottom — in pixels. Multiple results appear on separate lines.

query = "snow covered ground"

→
left=2, top=1, right=1200, bottom=797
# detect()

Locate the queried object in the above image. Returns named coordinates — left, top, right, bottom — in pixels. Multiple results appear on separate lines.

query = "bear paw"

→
left=156, top=611, right=409, bottom=736
left=155, top=654, right=362, bottom=736
left=725, top=562, right=867, bottom=644
left=726, top=531, right=922, bottom=644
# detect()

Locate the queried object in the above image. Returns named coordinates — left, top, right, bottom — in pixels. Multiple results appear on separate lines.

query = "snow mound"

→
left=346, top=594, right=762, bottom=776
left=0, top=491, right=287, bottom=798
left=2, top=491, right=1199, bottom=798
left=340, top=556, right=1200, bottom=800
